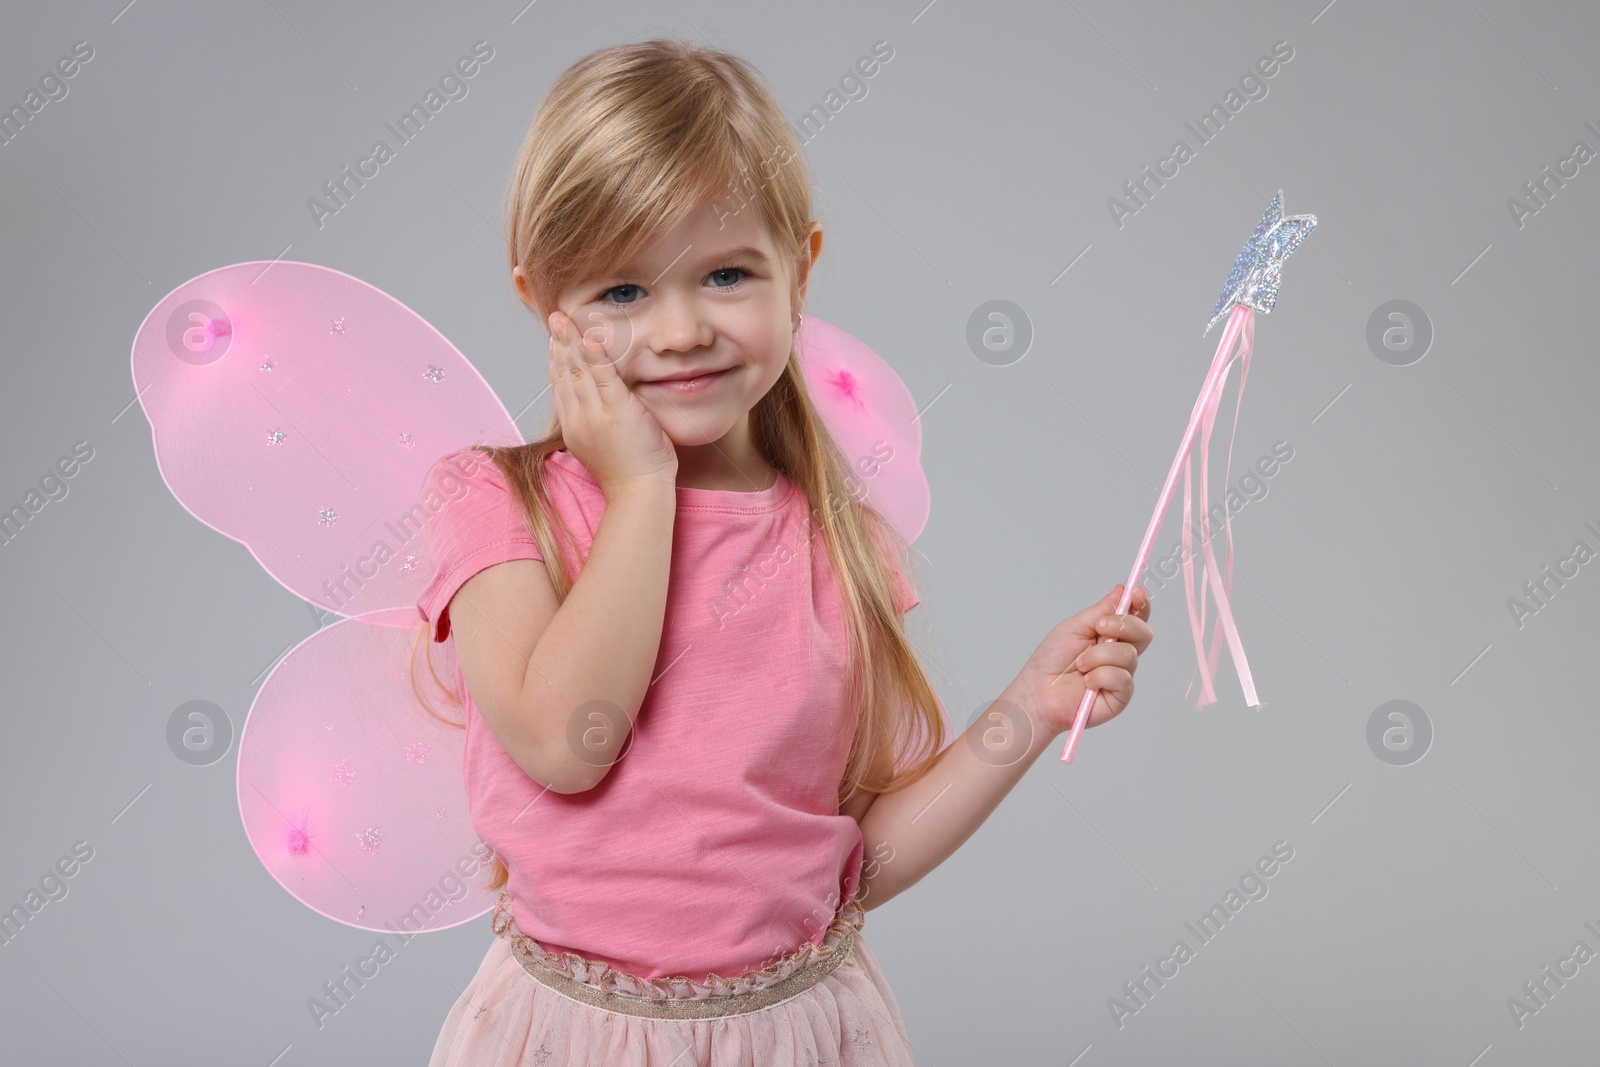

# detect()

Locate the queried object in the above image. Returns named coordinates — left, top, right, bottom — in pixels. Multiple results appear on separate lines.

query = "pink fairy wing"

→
left=236, top=607, right=496, bottom=933
left=794, top=314, right=930, bottom=544
left=132, top=261, right=520, bottom=930
left=130, top=261, right=524, bottom=619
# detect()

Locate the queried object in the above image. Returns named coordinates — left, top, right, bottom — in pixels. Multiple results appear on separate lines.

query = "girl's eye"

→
left=707, top=266, right=748, bottom=289
left=600, top=284, right=643, bottom=306
left=597, top=266, right=750, bottom=308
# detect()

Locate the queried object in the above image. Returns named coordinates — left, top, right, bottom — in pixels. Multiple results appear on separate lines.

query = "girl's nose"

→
left=644, top=289, right=715, bottom=356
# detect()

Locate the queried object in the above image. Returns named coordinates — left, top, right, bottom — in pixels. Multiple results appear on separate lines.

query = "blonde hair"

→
left=415, top=35, right=946, bottom=893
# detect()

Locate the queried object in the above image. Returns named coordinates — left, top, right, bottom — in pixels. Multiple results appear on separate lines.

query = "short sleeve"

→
left=415, top=450, right=544, bottom=643
left=890, top=555, right=921, bottom=614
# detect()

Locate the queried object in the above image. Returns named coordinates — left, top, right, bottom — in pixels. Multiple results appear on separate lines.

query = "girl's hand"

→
left=548, top=309, right=678, bottom=498
left=1014, top=584, right=1154, bottom=736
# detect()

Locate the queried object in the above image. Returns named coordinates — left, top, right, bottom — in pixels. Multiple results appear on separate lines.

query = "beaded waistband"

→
left=490, top=891, right=865, bottom=1019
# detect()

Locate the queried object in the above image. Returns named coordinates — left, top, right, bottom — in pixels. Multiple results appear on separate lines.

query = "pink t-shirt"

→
left=416, top=447, right=939, bottom=982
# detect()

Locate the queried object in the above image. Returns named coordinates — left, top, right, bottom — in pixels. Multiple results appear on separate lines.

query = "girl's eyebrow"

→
left=697, top=244, right=770, bottom=266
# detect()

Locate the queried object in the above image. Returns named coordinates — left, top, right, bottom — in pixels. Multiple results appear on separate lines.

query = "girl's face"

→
left=542, top=199, right=820, bottom=452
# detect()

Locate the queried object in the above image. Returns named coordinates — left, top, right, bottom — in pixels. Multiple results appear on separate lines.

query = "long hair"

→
left=413, top=35, right=946, bottom=893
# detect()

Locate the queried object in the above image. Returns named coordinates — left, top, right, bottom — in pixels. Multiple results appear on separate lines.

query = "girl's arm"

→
left=854, top=585, right=1153, bottom=909
left=852, top=675, right=1053, bottom=910
left=449, top=480, right=677, bottom=794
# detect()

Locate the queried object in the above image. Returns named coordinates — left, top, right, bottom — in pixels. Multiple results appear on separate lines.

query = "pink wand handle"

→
left=1058, top=305, right=1252, bottom=763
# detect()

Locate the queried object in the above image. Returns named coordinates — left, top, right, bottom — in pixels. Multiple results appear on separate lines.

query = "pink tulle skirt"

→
left=428, top=892, right=914, bottom=1066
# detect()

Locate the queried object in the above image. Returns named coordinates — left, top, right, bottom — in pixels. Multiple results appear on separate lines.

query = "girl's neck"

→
left=673, top=430, right=777, bottom=493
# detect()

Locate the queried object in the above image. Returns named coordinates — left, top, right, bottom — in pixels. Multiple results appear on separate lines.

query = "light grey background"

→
left=3, top=0, right=1598, bottom=1064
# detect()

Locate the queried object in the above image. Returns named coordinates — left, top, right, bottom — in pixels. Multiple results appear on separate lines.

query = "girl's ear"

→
left=792, top=223, right=824, bottom=309
left=511, top=263, right=540, bottom=311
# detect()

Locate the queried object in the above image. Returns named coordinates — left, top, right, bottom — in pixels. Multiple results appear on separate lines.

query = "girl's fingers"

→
left=1084, top=664, right=1131, bottom=693
left=1068, top=657, right=1133, bottom=714
left=1095, top=671, right=1133, bottom=712
left=556, top=311, right=612, bottom=370
left=1092, top=614, right=1133, bottom=642
left=1114, top=583, right=1152, bottom=618
left=563, top=313, right=641, bottom=422
left=570, top=315, right=635, bottom=410
left=549, top=347, right=573, bottom=431
left=550, top=313, right=600, bottom=412
left=573, top=313, right=625, bottom=381
left=575, top=313, right=624, bottom=370
left=1109, top=616, right=1154, bottom=653
left=1091, top=600, right=1153, bottom=653
left=547, top=319, right=565, bottom=397
left=549, top=321, right=593, bottom=431
left=1076, top=640, right=1139, bottom=676
left=547, top=321, right=571, bottom=406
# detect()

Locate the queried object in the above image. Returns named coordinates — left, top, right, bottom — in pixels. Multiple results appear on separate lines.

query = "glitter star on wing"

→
left=1204, top=189, right=1317, bottom=336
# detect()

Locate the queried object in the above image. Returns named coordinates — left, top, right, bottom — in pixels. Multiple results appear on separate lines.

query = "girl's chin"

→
left=661, top=426, right=737, bottom=448
left=649, top=405, right=742, bottom=439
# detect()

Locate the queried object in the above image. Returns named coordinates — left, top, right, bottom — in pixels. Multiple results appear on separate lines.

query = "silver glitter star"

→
left=1204, top=189, right=1317, bottom=336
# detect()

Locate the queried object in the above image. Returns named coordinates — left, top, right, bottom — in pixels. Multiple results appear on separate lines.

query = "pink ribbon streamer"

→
left=1183, top=305, right=1259, bottom=709
left=1059, top=303, right=1260, bottom=763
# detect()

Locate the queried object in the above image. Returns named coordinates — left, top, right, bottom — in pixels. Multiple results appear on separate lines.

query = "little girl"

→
left=420, top=36, right=1153, bottom=1067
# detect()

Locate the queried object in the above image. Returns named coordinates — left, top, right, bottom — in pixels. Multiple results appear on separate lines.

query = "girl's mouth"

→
left=645, top=367, right=731, bottom=393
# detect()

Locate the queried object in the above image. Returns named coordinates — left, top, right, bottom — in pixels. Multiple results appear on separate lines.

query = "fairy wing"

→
left=132, top=261, right=521, bottom=932
left=236, top=606, right=499, bottom=933
left=795, top=314, right=930, bottom=545
left=130, top=260, right=524, bottom=615
left=132, top=262, right=931, bottom=932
